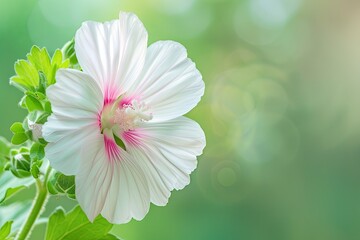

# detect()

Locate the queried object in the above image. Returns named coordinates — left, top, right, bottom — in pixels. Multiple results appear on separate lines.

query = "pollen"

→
left=101, top=99, right=152, bottom=133
left=114, top=100, right=153, bottom=131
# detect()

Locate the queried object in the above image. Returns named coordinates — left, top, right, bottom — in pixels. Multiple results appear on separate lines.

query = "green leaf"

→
left=25, top=95, right=43, bottom=112
left=38, top=71, right=47, bottom=92
left=30, top=161, right=41, bottom=178
left=0, top=221, right=12, bottom=240
left=34, top=91, right=46, bottom=100
left=11, top=133, right=27, bottom=145
left=46, top=206, right=119, bottom=240
left=30, top=142, right=45, bottom=160
left=10, top=45, right=70, bottom=93
left=0, top=171, right=35, bottom=204
left=27, top=46, right=52, bottom=83
left=18, top=96, right=27, bottom=109
left=60, top=58, right=70, bottom=69
left=26, top=111, right=50, bottom=127
left=10, top=122, right=25, bottom=134
left=36, top=112, right=50, bottom=124
left=26, top=91, right=46, bottom=101
left=51, top=49, right=63, bottom=67
left=10, top=59, right=39, bottom=91
left=44, top=101, right=52, bottom=113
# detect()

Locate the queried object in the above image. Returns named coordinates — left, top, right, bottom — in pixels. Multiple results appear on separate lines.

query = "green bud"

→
left=47, top=172, right=76, bottom=199
left=61, top=39, right=79, bottom=68
left=9, top=148, right=31, bottom=178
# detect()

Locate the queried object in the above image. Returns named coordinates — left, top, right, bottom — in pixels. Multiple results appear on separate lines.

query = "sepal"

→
left=47, top=171, right=76, bottom=199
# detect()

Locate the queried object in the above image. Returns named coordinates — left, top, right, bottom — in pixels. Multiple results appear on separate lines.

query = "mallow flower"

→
left=42, top=12, right=205, bottom=224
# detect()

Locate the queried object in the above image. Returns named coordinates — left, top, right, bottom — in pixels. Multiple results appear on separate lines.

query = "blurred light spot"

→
left=261, top=21, right=309, bottom=65
left=234, top=0, right=301, bottom=45
left=197, top=158, right=248, bottom=205
left=246, top=78, right=288, bottom=121
left=211, top=64, right=298, bottom=163
left=236, top=114, right=300, bottom=163
left=250, top=0, right=299, bottom=28
left=217, top=167, right=237, bottom=187
left=211, top=66, right=288, bottom=125
left=211, top=68, right=255, bottom=123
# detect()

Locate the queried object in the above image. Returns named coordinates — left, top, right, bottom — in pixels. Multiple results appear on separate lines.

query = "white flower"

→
left=42, top=12, right=205, bottom=224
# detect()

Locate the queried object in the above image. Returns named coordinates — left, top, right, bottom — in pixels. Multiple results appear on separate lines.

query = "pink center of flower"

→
left=100, top=98, right=152, bottom=133
left=113, top=100, right=153, bottom=131
left=99, top=96, right=152, bottom=159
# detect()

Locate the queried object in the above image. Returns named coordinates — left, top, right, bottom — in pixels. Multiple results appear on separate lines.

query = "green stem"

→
left=15, top=167, right=52, bottom=240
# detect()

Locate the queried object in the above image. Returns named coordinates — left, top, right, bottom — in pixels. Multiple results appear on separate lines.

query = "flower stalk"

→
left=15, top=167, right=52, bottom=240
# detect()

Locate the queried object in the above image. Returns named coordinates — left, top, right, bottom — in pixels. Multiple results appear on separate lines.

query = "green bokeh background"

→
left=1, top=0, right=360, bottom=239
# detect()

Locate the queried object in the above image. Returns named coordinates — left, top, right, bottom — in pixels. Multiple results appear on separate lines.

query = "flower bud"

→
left=9, top=148, right=31, bottom=178
left=47, top=171, right=76, bottom=199
left=61, top=39, right=79, bottom=67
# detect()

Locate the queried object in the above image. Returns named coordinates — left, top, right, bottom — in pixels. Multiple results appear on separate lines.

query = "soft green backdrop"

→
left=1, top=0, right=360, bottom=239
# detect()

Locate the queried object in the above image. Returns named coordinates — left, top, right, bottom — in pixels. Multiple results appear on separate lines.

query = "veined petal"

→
left=127, top=41, right=204, bottom=122
left=45, top=127, right=99, bottom=175
left=43, top=69, right=103, bottom=175
left=124, top=117, right=206, bottom=206
left=43, top=111, right=97, bottom=143
left=75, top=12, right=148, bottom=99
left=43, top=69, right=101, bottom=142
left=76, top=136, right=150, bottom=224
left=46, top=68, right=103, bottom=116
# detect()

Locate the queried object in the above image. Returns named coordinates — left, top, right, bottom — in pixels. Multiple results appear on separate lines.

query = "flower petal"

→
left=124, top=117, right=206, bottom=206
left=76, top=137, right=150, bottom=224
left=47, top=69, right=103, bottom=115
left=75, top=12, right=148, bottom=98
left=44, top=127, right=99, bottom=175
left=43, top=69, right=103, bottom=175
left=127, top=41, right=204, bottom=122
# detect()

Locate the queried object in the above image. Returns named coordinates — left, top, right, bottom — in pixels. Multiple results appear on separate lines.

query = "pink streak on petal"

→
left=122, top=129, right=144, bottom=147
left=97, top=113, right=102, bottom=130
left=104, top=135, right=121, bottom=162
left=104, top=85, right=119, bottom=106
left=120, top=95, right=140, bottom=107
